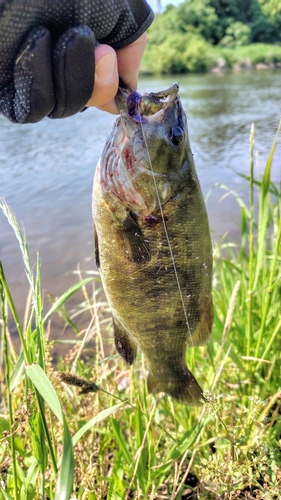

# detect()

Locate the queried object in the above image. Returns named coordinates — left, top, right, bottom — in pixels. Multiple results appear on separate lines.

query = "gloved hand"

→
left=0, top=0, right=153, bottom=123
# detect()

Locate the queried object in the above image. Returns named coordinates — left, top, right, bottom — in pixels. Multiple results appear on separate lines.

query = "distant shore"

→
left=211, top=59, right=281, bottom=73
left=141, top=42, right=281, bottom=75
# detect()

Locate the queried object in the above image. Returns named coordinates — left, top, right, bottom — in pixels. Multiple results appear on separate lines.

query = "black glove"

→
left=0, top=0, right=153, bottom=123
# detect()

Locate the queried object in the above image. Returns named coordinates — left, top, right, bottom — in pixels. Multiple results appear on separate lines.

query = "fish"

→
left=92, top=83, right=213, bottom=405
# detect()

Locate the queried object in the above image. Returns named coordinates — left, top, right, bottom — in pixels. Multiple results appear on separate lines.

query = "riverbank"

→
left=141, top=41, right=281, bottom=74
left=211, top=43, right=281, bottom=73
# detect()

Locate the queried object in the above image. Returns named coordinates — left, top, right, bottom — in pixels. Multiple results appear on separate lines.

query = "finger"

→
left=13, top=26, right=54, bottom=123
left=86, top=44, right=119, bottom=113
left=49, top=26, right=96, bottom=119
left=116, top=32, right=147, bottom=90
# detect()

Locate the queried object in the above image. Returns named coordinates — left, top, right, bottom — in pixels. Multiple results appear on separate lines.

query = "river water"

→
left=1, top=70, right=280, bottom=339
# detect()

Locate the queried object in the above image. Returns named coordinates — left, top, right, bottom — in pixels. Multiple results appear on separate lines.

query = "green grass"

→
left=0, top=122, right=280, bottom=499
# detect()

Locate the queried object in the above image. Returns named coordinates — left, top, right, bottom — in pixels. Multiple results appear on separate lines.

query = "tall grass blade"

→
left=43, top=278, right=93, bottom=322
left=254, top=121, right=281, bottom=358
left=29, top=410, right=48, bottom=474
left=55, top=418, right=74, bottom=500
left=9, top=351, right=25, bottom=392
left=111, top=417, right=132, bottom=466
left=26, top=364, right=63, bottom=423
left=72, top=402, right=126, bottom=446
left=0, top=198, right=33, bottom=290
left=167, top=416, right=210, bottom=462
left=20, top=458, right=39, bottom=500
left=0, top=280, right=19, bottom=500
left=0, top=262, right=30, bottom=364
left=134, top=405, right=147, bottom=487
left=107, top=452, right=125, bottom=500
left=26, top=364, right=74, bottom=499
left=253, top=119, right=281, bottom=291
left=246, top=124, right=255, bottom=358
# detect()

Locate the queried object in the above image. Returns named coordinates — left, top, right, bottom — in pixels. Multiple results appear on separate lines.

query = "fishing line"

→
left=140, top=120, right=193, bottom=343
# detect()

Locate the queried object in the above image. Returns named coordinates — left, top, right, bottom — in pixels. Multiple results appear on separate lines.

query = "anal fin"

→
left=113, top=315, right=137, bottom=365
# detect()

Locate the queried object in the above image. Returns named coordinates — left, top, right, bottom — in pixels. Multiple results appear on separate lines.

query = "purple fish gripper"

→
left=127, top=91, right=148, bottom=123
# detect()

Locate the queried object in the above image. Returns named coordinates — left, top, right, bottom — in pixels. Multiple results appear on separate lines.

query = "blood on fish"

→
left=124, top=147, right=134, bottom=175
left=143, top=214, right=161, bottom=229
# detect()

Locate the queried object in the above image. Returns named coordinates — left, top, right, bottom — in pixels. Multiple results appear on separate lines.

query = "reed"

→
left=0, top=123, right=280, bottom=499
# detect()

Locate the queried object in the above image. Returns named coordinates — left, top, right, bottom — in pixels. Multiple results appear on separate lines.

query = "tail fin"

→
left=147, top=370, right=205, bottom=406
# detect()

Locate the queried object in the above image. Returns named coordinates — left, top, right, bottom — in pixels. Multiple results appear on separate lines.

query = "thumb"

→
left=86, top=44, right=118, bottom=113
left=116, top=32, right=148, bottom=90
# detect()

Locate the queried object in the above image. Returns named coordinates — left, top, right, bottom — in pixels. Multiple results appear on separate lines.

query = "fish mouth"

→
left=114, top=82, right=183, bottom=172
left=116, top=82, right=180, bottom=127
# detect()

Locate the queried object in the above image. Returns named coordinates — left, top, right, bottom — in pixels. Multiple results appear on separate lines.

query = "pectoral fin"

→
left=94, top=223, right=100, bottom=268
left=121, top=212, right=151, bottom=264
left=113, top=315, right=137, bottom=365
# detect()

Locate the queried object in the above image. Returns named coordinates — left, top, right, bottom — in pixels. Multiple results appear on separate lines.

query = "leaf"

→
left=72, top=402, right=126, bottom=447
left=111, top=417, right=132, bottom=466
left=253, top=120, right=281, bottom=290
left=134, top=406, right=147, bottom=489
left=20, top=458, right=39, bottom=500
left=26, top=364, right=63, bottom=423
left=26, top=364, right=74, bottom=499
left=55, top=417, right=74, bottom=500
left=214, top=438, right=232, bottom=449
left=0, top=488, right=14, bottom=500
left=209, top=336, right=245, bottom=371
left=43, top=279, right=93, bottom=322
left=13, top=436, right=26, bottom=455
left=24, top=457, right=39, bottom=488
left=0, top=416, right=9, bottom=433
left=107, top=453, right=125, bottom=500
left=167, top=416, right=210, bottom=461
left=10, top=350, right=25, bottom=392
left=29, top=411, right=47, bottom=471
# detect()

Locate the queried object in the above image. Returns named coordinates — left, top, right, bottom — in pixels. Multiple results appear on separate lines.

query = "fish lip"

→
left=116, top=83, right=180, bottom=129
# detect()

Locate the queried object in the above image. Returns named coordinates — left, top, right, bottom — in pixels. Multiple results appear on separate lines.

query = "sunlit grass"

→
left=0, top=123, right=280, bottom=499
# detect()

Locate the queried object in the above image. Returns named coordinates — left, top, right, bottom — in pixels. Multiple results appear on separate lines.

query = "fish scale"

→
left=92, top=83, right=213, bottom=405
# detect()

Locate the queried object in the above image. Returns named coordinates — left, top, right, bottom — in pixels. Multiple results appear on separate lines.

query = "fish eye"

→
left=170, top=126, right=184, bottom=146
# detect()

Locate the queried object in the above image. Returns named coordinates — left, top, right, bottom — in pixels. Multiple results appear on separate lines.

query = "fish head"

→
left=116, top=83, right=188, bottom=176
left=100, top=83, right=190, bottom=215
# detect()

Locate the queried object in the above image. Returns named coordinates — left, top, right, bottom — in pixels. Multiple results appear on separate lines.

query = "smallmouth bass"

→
left=92, top=83, right=213, bottom=405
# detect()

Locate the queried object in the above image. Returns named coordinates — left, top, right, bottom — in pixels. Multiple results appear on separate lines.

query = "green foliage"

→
left=143, top=31, right=215, bottom=74
left=143, top=0, right=281, bottom=74
left=220, top=21, right=251, bottom=47
left=261, top=0, right=281, bottom=40
left=176, top=0, right=222, bottom=42
left=209, top=0, right=279, bottom=43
